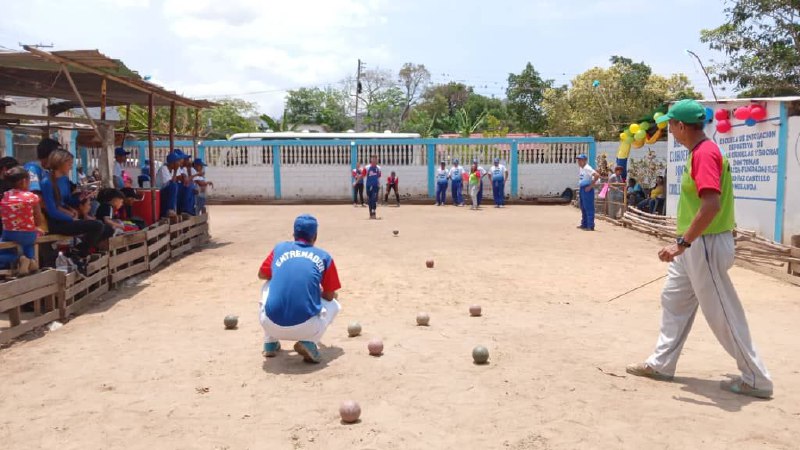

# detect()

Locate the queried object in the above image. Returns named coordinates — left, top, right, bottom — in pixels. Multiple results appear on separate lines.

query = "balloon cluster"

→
left=713, top=104, right=766, bottom=134
left=617, top=115, right=665, bottom=159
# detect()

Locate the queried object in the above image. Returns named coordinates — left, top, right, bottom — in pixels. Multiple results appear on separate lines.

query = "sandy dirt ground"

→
left=1, top=204, right=799, bottom=450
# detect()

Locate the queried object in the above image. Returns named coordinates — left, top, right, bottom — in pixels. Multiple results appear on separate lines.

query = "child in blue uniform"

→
left=448, top=159, right=465, bottom=207
left=490, top=158, right=508, bottom=207
left=365, top=155, right=381, bottom=219
left=435, top=161, right=449, bottom=206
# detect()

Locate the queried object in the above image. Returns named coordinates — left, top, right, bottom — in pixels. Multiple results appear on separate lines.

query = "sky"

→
left=0, top=0, right=731, bottom=115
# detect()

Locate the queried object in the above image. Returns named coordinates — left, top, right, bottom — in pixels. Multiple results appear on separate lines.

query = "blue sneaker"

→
left=293, top=341, right=321, bottom=363
left=262, top=341, right=281, bottom=358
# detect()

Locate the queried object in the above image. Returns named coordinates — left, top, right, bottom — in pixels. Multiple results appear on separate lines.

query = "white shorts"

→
left=258, top=282, right=340, bottom=344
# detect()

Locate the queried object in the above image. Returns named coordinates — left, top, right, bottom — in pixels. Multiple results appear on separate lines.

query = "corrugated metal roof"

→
left=0, top=49, right=213, bottom=109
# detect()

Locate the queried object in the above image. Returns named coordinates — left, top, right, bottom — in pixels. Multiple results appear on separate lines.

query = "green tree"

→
left=120, top=98, right=259, bottom=139
left=701, top=0, right=800, bottom=96
left=285, top=87, right=353, bottom=131
left=364, top=86, right=405, bottom=132
left=482, top=114, right=509, bottom=137
left=204, top=98, right=260, bottom=139
left=398, top=63, right=431, bottom=120
left=400, top=109, right=439, bottom=137
left=259, top=110, right=298, bottom=132
left=506, top=62, right=552, bottom=132
left=541, top=57, right=702, bottom=140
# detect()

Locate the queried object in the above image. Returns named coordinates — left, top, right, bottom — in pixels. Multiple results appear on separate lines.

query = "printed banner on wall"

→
left=667, top=100, right=780, bottom=238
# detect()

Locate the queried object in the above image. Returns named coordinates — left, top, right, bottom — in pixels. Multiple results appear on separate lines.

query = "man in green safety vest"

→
left=626, top=99, right=773, bottom=399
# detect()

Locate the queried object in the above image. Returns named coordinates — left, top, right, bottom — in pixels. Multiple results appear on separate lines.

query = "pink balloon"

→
left=750, top=105, right=767, bottom=121
left=734, top=107, right=751, bottom=121
left=714, top=108, right=729, bottom=121
left=716, top=119, right=732, bottom=134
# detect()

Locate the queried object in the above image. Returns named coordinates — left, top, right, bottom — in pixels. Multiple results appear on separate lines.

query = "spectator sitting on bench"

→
left=627, top=177, right=645, bottom=207
left=637, top=176, right=665, bottom=214
left=76, top=196, right=95, bottom=221
left=96, top=188, right=130, bottom=235
left=0, top=167, right=45, bottom=275
left=24, top=138, right=59, bottom=196
left=0, top=156, right=21, bottom=233
left=40, top=150, right=114, bottom=270
left=119, top=188, right=146, bottom=230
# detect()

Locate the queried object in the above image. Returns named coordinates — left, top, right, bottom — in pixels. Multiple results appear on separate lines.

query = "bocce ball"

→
left=223, top=315, right=238, bottom=329
left=416, top=312, right=430, bottom=326
left=347, top=322, right=362, bottom=337
left=426, top=259, right=434, bottom=268
left=472, top=345, right=490, bottom=364
left=469, top=305, right=482, bottom=317
left=368, top=338, right=384, bottom=356
left=393, top=230, right=399, bottom=236
left=339, top=400, right=361, bottom=423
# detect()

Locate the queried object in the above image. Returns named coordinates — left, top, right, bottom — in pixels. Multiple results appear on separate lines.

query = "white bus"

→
left=228, top=131, right=421, bottom=141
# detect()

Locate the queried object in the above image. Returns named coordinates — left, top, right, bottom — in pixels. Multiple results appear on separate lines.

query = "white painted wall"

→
left=666, top=100, right=783, bottom=241
left=518, top=164, right=576, bottom=197
left=784, top=116, right=800, bottom=244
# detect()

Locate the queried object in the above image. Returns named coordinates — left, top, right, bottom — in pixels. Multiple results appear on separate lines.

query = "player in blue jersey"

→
left=258, top=215, right=342, bottom=363
left=435, top=161, right=449, bottom=206
left=489, top=158, right=508, bottom=207
left=365, top=155, right=381, bottom=219
left=448, top=159, right=465, bottom=206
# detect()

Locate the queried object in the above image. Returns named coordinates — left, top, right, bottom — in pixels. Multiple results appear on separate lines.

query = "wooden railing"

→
left=0, top=214, right=211, bottom=345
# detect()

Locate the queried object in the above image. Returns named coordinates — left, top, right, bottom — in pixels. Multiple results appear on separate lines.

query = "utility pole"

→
left=355, top=59, right=365, bottom=132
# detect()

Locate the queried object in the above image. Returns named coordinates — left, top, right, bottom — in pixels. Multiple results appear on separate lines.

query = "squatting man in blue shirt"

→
left=257, top=214, right=342, bottom=363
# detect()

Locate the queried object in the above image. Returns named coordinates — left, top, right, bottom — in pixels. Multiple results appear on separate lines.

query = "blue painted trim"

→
left=198, top=143, right=206, bottom=162
left=272, top=145, right=281, bottom=200
left=195, top=136, right=596, bottom=147
left=3, top=129, right=13, bottom=157
left=138, top=142, right=147, bottom=168
left=426, top=144, right=435, bottom=198
left=350, top=141, right=357, bottom=171
left=734, top=196, right=777, bottom=202
left=69, top=130, right=78, bottom=182
left=80, top=147, right=88, bottom=172
left=588, top=140, right=597, bottom=166
left=774, top=102, right=788, bottom=242
left=510, top=140, right=519, bottom=197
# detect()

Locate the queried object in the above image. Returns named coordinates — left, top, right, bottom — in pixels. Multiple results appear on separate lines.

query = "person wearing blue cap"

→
left=175, top=152, right=196, bottom=215
left=192, top=158, right=213, bottom=214
left=258, top=214, right=342, bottom=363
left=576, top=154, right=599, bottom=231
left=113, top=147, right=130, bottom=189
left=490, top=157, right=508, bottom=208
left=365, top=155, right=381, bottom=219
left=448, top=158, right=465, bottom=206
left=434, top=161, right=449, bottom=206
left=156, top=152, right=181, bottom=218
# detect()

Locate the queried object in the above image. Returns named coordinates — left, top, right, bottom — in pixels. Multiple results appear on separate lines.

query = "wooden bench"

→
left=187, top=214, right=210, bottom=248
left=0, top=234, right=73, bottom=278
left=108, top=231, right=148, bottom=286
left=0, top=270, right=63, bottom=345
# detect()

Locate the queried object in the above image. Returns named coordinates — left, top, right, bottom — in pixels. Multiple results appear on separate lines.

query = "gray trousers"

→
left=645, top=232, right=772, bottom=390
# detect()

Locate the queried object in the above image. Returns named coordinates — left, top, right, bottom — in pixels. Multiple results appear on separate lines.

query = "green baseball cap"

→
left=655, top=99, right=706, bottom=124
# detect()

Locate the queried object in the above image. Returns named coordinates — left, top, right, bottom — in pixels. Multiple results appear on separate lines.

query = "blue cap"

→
left=166, top=153, right=181, bottom=164
left=453, top=158, right=459, bottom=164
left=115, top=147, right=130, bottom=157
left=493, top=158, right=500, bottom=163
left=193, top=158, right=207, bottom=167
left=576, top=154, right=588, bottom=160
left=293, top=214, right=318, bottom=241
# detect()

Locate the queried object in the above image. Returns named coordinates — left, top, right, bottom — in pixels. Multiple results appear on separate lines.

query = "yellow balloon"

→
left=629, top=123, right=640, bottom=134
left=619, top=132, right=628, bottom=141
left=657, top=121, right=667, bottom=130
left=617, top=142, right=631, bottom=159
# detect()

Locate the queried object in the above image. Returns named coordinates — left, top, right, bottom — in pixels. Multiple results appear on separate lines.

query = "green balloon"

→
left=624, top=134, right=634, bottom=143
left=639, top=121, right=650, bottom=131
left=634, top=130, right=646, bottom=141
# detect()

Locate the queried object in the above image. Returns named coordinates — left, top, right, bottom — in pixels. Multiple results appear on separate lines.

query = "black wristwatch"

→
left=676, top=237, right=692, bottom=248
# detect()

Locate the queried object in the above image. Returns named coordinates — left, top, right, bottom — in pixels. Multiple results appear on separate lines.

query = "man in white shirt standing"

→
left=435, top=161, right=449, bottom=206
left=489, top=158, right=508, bottom=208
left=576, top=154, right=599, bottom=231
left=448, top=159, right=465, bottom=207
